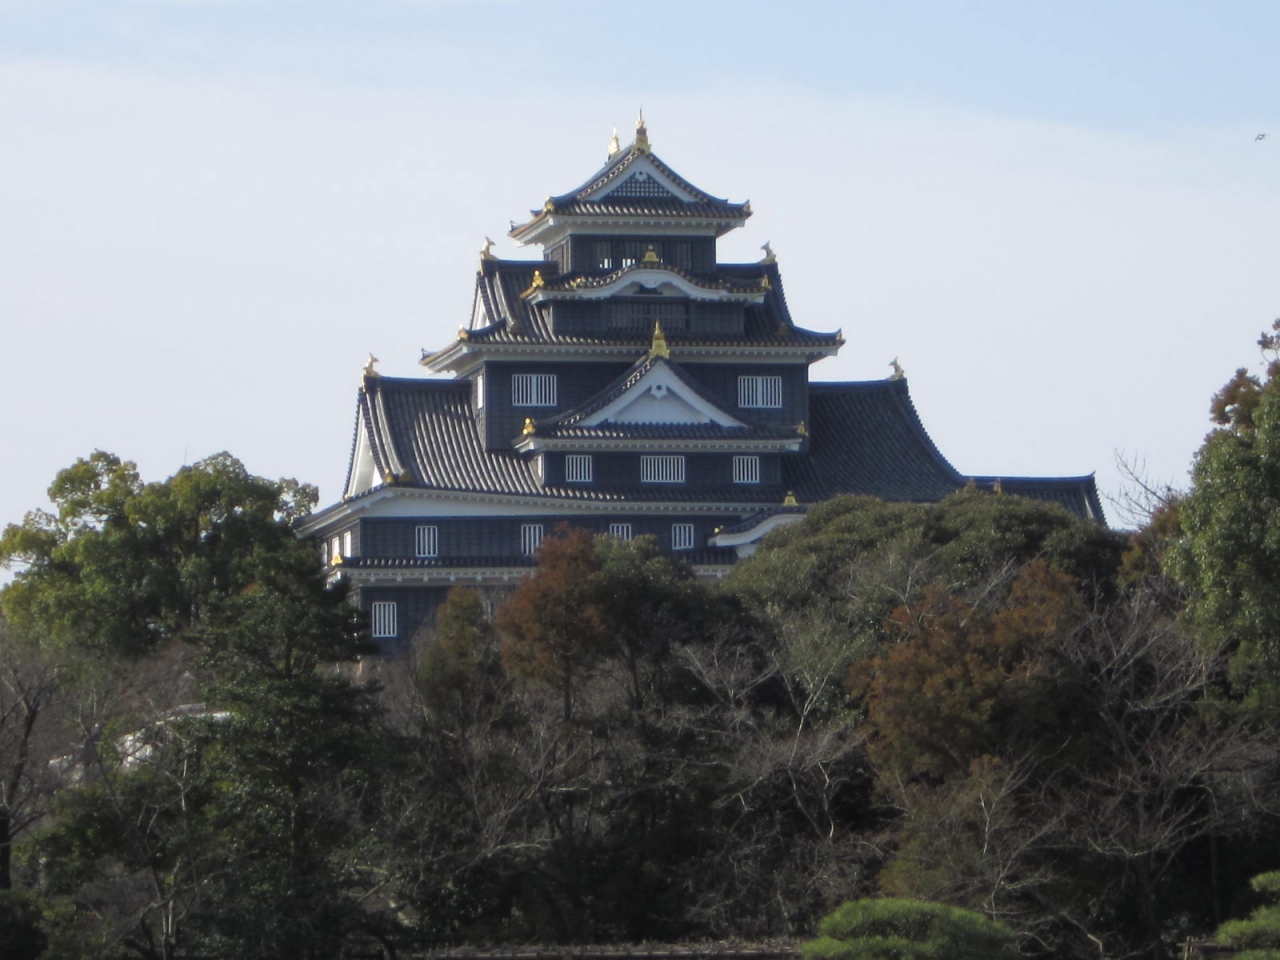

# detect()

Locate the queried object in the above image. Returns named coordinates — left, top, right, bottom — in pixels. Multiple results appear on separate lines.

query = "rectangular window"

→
left=641, top=454, right=686, bottom=483
left=733, top=455, right=761, bottom=484
left=565, top=454, right=593, bottom=482
left=329, top=536, right=341, bottom=562
left=609, top=523, right=633, bottom=541
left=521, top=524, right=544, bottom=556
left=371, top=601, right=397, bottom=639
left=512, top=373, right=557, bottom=407
left=738, top=375, right=784, bottom=409
left=321, top=542, right=330, bottom=566
left=341, top=530, right=353, bottom=557
left=415, top=525, right=439, bottom=558
left=671, top=523, right=695, bottom=551
left=474, top=372, right=485, bottom=410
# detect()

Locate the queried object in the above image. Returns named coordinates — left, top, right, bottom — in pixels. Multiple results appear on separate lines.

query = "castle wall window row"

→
left=738, top=375, right=783, bottom=409
left=415, top=525, right=439, bottom=558
left=512, top=373, right=557, bottom=406
left=641, top=455, right=685, bottom=483
left=370, top=601, right=398, bottom=639
left=521, top=524, right=545, bottom=556
left=565, top=454, right=593, bottom=482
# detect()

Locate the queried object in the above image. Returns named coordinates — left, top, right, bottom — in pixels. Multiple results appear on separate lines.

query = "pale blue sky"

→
left=3, top=1, right=1280, bottom=538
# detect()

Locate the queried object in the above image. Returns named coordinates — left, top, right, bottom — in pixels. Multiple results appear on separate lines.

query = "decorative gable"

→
left=585, top=157, right=696, bottom=203
left=579, top=361, right=745, bottom=427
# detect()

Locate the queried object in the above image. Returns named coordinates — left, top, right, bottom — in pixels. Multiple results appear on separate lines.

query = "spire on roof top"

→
left=607, top=126, right=621, bottom=157
left=649, top=321, right=670, bottom=359
left=634, top=110, right=650, bottom=154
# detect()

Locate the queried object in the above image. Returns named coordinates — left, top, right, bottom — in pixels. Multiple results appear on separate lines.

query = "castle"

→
left=298, top=119, right=1103, bottom=654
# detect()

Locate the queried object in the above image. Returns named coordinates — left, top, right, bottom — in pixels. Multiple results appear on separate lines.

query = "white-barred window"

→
left=641, top=455, right=685, bottom=483
left=371, top=602, right=397, bottom=639
left=521, top=524, right=544, bottom=556
left=565, top=454, right=593, bottom=482
left=415, top=525, right=438, bottom=558
left=512, top=373, right=557, bottom=406
left=738, top=375, right=783, bottom=408
left=609, top=523, right=633, bottom=541
left=733, top=455, right=761, bottom=484
left=671, top=523, right=695, bottom=550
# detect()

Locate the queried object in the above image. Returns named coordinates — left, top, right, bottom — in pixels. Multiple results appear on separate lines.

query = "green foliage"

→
left=803, top=898, right=1018, bottom=960
left=1216, top=871, right=1280, bottom=960
left=0, top=451, right=319, bottom=656
left=1171, top=324, right=1280, bottom=706
left=0, top=888, right=48, bottom=960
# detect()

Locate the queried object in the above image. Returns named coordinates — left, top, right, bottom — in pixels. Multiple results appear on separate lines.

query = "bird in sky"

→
left=1256, top=133, right=1268, bottom=141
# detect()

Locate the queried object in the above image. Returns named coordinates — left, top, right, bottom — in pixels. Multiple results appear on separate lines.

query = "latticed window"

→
left=415, top=525, right=438, bottom=558
left=671, top=524, right=695, bottom=551
left=609, top=523, right=633, bottom=541
left=512, top=374, right=557, bottom=407
left=370, top=602, right=397, bottom=639
left=733, top=455, right=761, bottom=484
left=738, top=375, right=783, bottom=408
left=565, top=455, right=593, bottom=482
left=641, top=455, right=685, bottom=483
left=521, top=524, right=544, bottom=556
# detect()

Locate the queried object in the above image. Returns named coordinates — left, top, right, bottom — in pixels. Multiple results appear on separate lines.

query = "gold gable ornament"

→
left=607, top=126, right=621, bottom=157
left=531, top=269, right=545, bottom=288
left=760, top=275, right=772, bottom=291
left=649, top=321, right=670, bottom=360
left=522, top=417, right=538, bottom=436
left=362, top=354, right=381, bottom=379
left=796, top=420, right=808, bottom=437
left=782, top=491, right=798, bottom=507
left=457, top=327, right=470, bottom=341
left=642, top=244, right=661, bottom=263
left=634, top=110, right=651, bottom=154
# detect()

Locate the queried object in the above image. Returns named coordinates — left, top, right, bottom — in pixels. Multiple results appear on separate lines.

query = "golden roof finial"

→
left=760, top=241, right=776, bottom=264
left=760, top=275, right=772, bottom=291
left=522, top=417, right=538, bottom=436
left=608, top=126, right=621, bottom=157
left=480, top=237, right=496, bottom=260
left=889, top=357, right=905, bottom=380
left=796, top=420, right=808, bottom=437
left=362, top=353, right=381, bottom=379
left=993, top=478, right=1004, bottom=494
left=531, top=269, right=545, bottom=288
left=642, top=244, right=661, bottom=263
left=783, top=491, right=798, bottom=506
left=634, top=110, right=651, bottom=154
left=457, top=327, right=470, bottom=341
left=649, top=321, right=670, bottom=359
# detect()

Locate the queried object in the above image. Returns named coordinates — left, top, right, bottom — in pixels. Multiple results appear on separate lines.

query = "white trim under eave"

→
left=708, top=512, right=808, bottom=558
left=297, top=486, right=800, bottom=535
left=514, top=436, right=804, bottom=454
left=423, top=341, right=840, bottom=375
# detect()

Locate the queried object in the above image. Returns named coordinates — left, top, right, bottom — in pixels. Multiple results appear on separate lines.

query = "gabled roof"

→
left=786, top=381, right=1105, bottom=520
left=421, top=259, right=842, bottom=373
left=330, top=374, right=1103, bottom=524
left=509, top=129, right=750, bottom=244
left=514, top=353, right=806, bottom=453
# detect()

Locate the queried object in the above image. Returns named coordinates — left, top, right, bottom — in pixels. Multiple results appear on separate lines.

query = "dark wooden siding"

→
left=358, top=585, right=452, bottom=659
left=681, top=362, right=809, bottom=427
left=565, top=235, right=716, bottom=273
left=483, top=360, right=634, bottom=450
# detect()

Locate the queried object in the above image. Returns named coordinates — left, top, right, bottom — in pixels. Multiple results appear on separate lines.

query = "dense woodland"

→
left=5, top=330, right=1280, bottom=960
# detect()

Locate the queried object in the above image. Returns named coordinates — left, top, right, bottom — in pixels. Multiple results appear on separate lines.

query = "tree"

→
left=1216, top=871, right=1280, bottom=959
left=0, top=451, right=318, bottom=656
left=497, top=525, right=610, bottom=723
left=802, top=898, right=1019, bottom=960
left=1171, top=320, right=1280, bottom=707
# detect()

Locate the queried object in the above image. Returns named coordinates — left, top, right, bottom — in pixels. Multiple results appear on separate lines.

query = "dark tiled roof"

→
left=509, top=148, right=749, bottom=238
left=339, top=376, right=1102, bottom=523
left=442, top=259, right=837, bottom=351
left=790, top=381, right=1105, bottom=521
